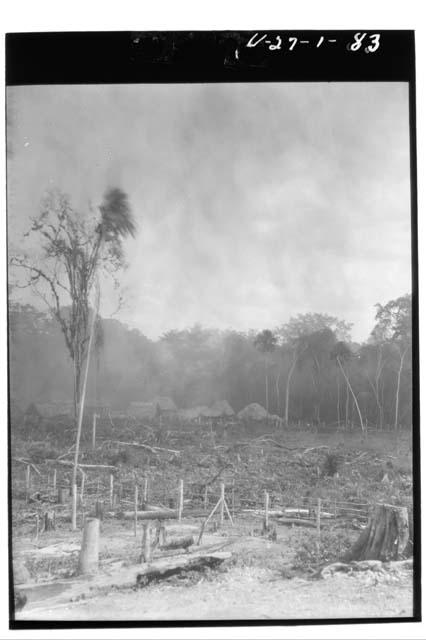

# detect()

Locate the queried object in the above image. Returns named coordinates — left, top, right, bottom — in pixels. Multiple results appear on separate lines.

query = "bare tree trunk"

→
left=345, top=379, right=349, bottom=428
left=72, top=289, right=100, bottom=530
left=337, top=357, right=365, bottom=433
left=275, top=369, right=281, bottom=416
left=394, top=347, right=408, bottom=431
left=336, top=369, right=340, bottom=428
left=284, top=355, right=297, bottom=428
left=265, top=359, right=269, bottom=413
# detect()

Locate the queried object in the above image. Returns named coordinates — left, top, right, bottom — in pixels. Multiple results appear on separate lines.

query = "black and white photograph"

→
left=5, top=30, right=419, bottom=628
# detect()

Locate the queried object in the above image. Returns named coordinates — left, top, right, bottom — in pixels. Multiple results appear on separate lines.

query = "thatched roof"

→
left=209, top=400, right=235, bottom=417
left=128, top=401, right=156, bottom=419
left=152, top=396, right=177, bottom=412
left=237, top=403, right=268, bottom=421
left=178, top=406, right=208, bottom=421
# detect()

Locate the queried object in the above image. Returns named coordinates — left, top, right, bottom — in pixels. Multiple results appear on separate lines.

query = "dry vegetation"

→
left=11, top=414, right=414, bottom=621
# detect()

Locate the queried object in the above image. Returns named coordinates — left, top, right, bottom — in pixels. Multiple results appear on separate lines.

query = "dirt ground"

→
left=17, top=561, right=413, bottom=622
left=14, top=522, right=414, bottom=622
left=11, top=425, right=414, bottom=623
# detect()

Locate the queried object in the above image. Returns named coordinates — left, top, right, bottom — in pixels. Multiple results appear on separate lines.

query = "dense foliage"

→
left=8, top=294, right=412, bottom=429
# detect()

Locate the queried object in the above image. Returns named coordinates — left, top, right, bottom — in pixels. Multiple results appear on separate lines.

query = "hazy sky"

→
left=7, top=82, right=411, bottom=342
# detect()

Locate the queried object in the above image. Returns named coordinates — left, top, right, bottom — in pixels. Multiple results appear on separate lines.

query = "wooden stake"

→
left=143, top=476, right=149, bottom=504
left=92, top=413, right=97, bottom=450
left=232, top=479, right=235, bottom=518
left=134, top=485, right=138, bottom=536
left=204, top=486, right=208, bottom=510
left=219, top=482, right=225, bottom=526
left=34, top=514, right=39, bottom=540
left=25, top=465, right=31, bottom=502
left=71, top=483, right=78, bottom=530
left=53, top=469, right=57, bottom=492
left=197, top=497, right=223, bottom=545
left=78, top=517, right=100, bottom=574
left=264, top=490, right=270, bottom=530
left=316, top=498, right=321, bottom=562
left=80, top=472, right=85, bottom=502
left=223, top=498, right=234, bottom=526
left=177, top=479, right=184, bottom=522
left=110, top=474, right=114, bottom=508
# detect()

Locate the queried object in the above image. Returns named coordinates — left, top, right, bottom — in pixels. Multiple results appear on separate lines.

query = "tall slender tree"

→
left=254, top=329, right=278, bottom=413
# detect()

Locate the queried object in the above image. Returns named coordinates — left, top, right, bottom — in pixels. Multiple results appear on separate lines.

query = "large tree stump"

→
left=342, top=504, right=409, bottom=562
left=78, top=517, right=100, bottom=574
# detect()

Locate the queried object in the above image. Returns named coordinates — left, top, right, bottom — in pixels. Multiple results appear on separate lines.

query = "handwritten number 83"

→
left=347, top=33, right=381, bottom=53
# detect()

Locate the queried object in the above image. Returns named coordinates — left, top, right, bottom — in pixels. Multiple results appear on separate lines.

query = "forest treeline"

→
left=8, top=294, right=412, bottom=430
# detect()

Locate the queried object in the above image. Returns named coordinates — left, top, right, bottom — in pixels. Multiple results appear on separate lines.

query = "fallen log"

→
left=136, top=552, right=230, bottom=588
left=17, top=551, right=232, bottom=611
left=272, top=517, right=318, bottom=528
left=101, top=440, right=181, bottom=456
left=120, top=509, right=207, bottom=521
left=159, top=535, right=194, bottom=551
left=120, top=509, right=177, bottom=520
left=52, top=460, right=117, bottom=470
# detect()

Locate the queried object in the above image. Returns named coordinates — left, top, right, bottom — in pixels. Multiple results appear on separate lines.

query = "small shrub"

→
left=108, top=447, right=135, bottom=466
left=322, top=452, right=340, bottom=477
left=292, top=529, right=353, bottom=571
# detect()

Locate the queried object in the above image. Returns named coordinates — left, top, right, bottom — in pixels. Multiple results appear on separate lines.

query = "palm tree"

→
left=331, top=341, right=365, bottom=433
left=254, top=329, right=278, bottom=413
left=71, top=187, right=136, bottom=529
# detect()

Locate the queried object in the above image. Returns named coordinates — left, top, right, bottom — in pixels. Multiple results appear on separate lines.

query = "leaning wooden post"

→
left=264, top=490, right=270, bottom=530
left=92, top=413, right=97, bottom=451
left=78, top=517, right=100, bottom=575
left=143, top=476, right=149, bottom=504
left=109, top=474, right=114, bottom=508
left=25, top=465, right=31, bottom=502
left=52, top=469, right=57, bottom=493
left=177, top=479, right=184, bottom=522
left=316, top=498, right=321, bottom=562
left=219, top=482, right=225, bottom=526
left=134, top=484, right=138, bottom=536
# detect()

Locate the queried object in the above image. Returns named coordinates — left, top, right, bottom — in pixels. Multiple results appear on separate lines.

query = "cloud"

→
left=7, top=82, right=411, bottom=342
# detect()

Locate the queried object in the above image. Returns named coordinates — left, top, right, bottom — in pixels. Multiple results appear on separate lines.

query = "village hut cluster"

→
left=23, top=397, right=284, bottom=429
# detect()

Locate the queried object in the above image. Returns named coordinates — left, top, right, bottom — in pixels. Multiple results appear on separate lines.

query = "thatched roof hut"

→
left=209, top=400, right=235, bottom=418
left=127, top=401, right=156, bottom=419
left=237, top=403, right=268, bottom=422
left=152, top=396, right=177, bottom=413
left=178, top=406, right=209, bottom=421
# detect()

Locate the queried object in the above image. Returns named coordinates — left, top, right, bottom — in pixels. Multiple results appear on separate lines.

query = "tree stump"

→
left=342, top=504, right=409, bottom=562
left=78, top=517, right=100, bottom=574
left=95, top=500, right=104, bottom=521
left=44, top=510, right=56, bottom=532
